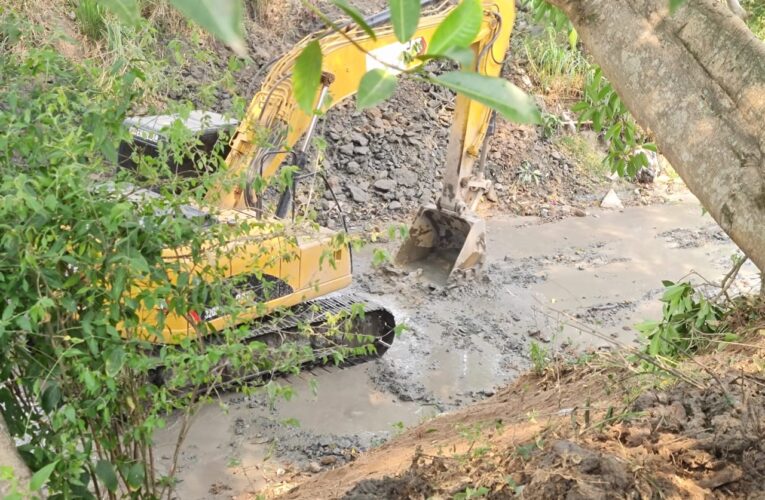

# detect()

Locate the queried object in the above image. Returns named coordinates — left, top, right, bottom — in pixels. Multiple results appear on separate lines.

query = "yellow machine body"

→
left=141, top=211, right=351, bottom=344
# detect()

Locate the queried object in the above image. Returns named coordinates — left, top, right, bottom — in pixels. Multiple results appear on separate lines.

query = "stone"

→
left=388, top=201, right=402, bottom=210
left=354, top=146, right=370, bottom=155
left=373, top=179, right=397, bottom=192
left=347, top=185, right=370, bottom=203
left=486, top=186, right=498, bottom=202
left=339, top=143, right=355, bottom=155
left=350, top=132, right=369, bottom=146
left=395, top=168, right=418, bottom=187
left=308, top=462, right=322, bottom=473
left=346, top=160, right=361, bottom=174
left=600, top=189, right=624, bottom=209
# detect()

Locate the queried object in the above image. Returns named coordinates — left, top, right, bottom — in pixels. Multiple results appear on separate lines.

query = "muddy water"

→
left=156, top=194, right=760, bottom=499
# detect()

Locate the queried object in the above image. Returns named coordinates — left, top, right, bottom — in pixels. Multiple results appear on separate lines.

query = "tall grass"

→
left=523, top=27, right=590, bottom=101
left=74, top=0, right=105, bottom=40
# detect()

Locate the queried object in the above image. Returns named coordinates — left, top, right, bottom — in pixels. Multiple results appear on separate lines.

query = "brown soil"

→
left=270, top=320, right=765, bottom=499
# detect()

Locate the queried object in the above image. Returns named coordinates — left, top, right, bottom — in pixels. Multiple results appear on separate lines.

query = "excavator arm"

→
left=213, top=0, right=515, bottom=280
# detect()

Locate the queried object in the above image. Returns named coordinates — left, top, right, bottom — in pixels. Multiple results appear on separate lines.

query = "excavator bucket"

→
left=395, top=206, right=486, bottom=283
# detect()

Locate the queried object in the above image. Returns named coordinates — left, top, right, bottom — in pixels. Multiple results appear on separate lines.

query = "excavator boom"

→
left=212, top=0, right=515, bottom=280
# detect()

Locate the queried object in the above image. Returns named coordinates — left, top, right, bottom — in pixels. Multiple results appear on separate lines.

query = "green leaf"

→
left=389, top=0, right=421, bottom=42
left=427, top=0, right=482, bottom=56
left=96, top=460, right=119, bottom=492
left=443, top=46, right=476, bottom=68
left=169, top=0, right=246, bottom=57
left=357, top=69, right=398, bottom=109
left=98, top=0, right=140, bottom=25
left=669, top=0, right=687, bottom=14
left=431, top=72, right=541, bottom=124
left=293, top=41, right=323, bottom=115
left=126, top=463, right=145, bottom=490
left=334, top=0, right=376, bottom=40
left=568, top=28, right=578, bottom=51
left=30, top=461, right=58, bottom=491
left=105, top=347, right=126, bottom=377
left=41, top=383, right=62, bottom=413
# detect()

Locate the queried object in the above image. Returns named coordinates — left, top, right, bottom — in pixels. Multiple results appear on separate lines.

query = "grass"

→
left=522, top=27, right=590, bottom=101
left=529, top=341, right=549, bottom=375
left=556, top=134, right=609, bottom=177
left=74, top=0, right=105, bottom=40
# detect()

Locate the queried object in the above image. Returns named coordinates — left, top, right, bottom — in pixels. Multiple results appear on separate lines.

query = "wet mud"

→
left=155, top=193, right=761, bottom=498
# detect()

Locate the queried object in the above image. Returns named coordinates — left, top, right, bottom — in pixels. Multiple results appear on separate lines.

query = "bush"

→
left=0, top=18, right=369, bottom=497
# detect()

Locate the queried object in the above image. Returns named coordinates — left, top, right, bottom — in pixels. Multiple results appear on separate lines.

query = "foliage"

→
left=571, top=68, right=657, bottom=177
left=522, top=0, right=657, bottom=178
left=293, top=40, right=323, bottom=114
left=637, top=281, right=727, bottom=362
left=333, top=0, right=377, bottom=40
left=529, top=341, right=549, bottom=375
left=299, top=0, right=541, bottom=125
left=76, top=0, right=107, bottom=40
left=743, top=0, right=765, bottom=39
left=517, top=161, right=544, bottom=186
left=555, top=135, right=608, bottom=176
left=163, top=0, right=247, bottom=56
left=426, top=0, right=482, bottom=57
left=540, top=112, right=560, bottom=138
left=523, top=28, right=589, bottom=98
left=0, top=18, right=378, bottom=496
left=356, top=69, right=397, bottom=109
left=431, top=72, right=541, bottom=124
left=389, top=0, right=421, bottom=42
left=520, top=0, right=570, bottom=32
left=454, top=486, right=490, bottom=499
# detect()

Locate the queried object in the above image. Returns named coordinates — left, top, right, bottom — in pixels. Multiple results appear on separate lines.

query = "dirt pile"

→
left=280, top=320, right=765, bottom=499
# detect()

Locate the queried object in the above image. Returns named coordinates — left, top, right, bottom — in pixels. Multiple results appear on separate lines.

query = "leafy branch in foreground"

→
left=0, top=25, right=380, bottom=495
left=294, top=0, right=541, bottom=125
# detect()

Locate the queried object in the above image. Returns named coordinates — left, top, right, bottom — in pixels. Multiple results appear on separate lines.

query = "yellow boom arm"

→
left=212, top=0, right=515, bottom=213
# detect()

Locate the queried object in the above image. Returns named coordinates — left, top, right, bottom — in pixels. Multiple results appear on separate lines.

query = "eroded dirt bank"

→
left=286, top=329, right=765, bottom=499
left=154, top=194, right=760, bottom=499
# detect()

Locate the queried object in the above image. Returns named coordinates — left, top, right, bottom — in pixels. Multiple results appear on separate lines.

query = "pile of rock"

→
left=315, top=78, right=454, bottom=229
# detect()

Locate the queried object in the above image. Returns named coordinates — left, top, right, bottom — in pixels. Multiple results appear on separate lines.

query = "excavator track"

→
left=154, top=295, right=396, bottom=390
left=240, top=293, right=395, bottom=351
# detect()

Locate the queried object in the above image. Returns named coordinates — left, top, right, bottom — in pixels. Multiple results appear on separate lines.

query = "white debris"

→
left=600, top=189, right=624, bottom=210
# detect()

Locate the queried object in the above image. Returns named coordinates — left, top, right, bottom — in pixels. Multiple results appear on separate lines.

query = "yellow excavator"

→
left=122, top=0, right=515, bottom=355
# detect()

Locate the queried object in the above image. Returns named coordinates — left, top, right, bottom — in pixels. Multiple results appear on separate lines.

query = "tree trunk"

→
left=546, top=0, right=765, bottom=274
left=0, top=414, right=30, bottom=495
